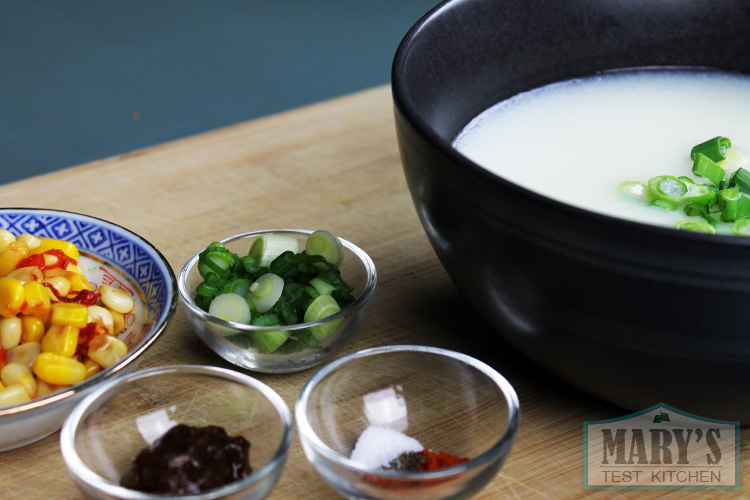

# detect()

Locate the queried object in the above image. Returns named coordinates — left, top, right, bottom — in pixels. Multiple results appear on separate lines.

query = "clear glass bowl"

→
left=60, top=365, right=293, bottom=500
left=178, top=229, right=377, bottom=373
left=295, top=345, right=521, bottom=500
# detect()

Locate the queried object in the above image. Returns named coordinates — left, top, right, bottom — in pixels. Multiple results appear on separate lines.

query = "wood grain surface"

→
left=0, top=86, right=746, bottom=499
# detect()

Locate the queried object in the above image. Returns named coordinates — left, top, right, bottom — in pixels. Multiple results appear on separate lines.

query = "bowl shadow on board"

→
left=392, top=0, right=750, bottom=422
left=394, top=274, right=610, bottom=421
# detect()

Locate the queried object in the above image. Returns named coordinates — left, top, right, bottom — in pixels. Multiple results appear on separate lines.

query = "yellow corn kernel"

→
left=0, top=384, right=30, bottom=407
left=0, top=240, right=29, bottom=277
left=39, top=237, right=79, bottom=261
left=67, top=272, right=92, bottom=292
left=27, top=246, right=45, bottom=256
left=16, top=233, right=41, bottom=250
left=7, top=266, right=43, bottom=284
left=99, top=284, right=134, bottom=314
left=87, top=305, right=114, bottom=336
left=33, top=352, right=86, bottom=386
left=0, top=229, right=16, bottom=254
left=1, top=363, right=37, bottom=397
left=21, top=281, right=51, bottom=319
left=41, top=324, right=80, bottom=357
left=0, top=277, right=25, bottom=318
left=87, top=335, right=127, bottom=368
left=0, top=317, right=22, bottom=351
left=83, top=358, right=100, bottom=379
left=40, top=266, right=65, bottom=278
left=41, top=276, right=71, bottom=297
left=21, top=316, right=45, bottom=343
left=6, top=342, right=41, bottom=369
left=50, top=302, right=89, bottom=328
left=36, top=379, right=66, bottom=398
left=110, top=310, right=125, bottom=335
left=45, top=252, right=70, bottom=270
left=46, top=263, right=84, bottom=279
left=0, top=380, right=3, bottom=389
left=65, top=264, right=84, bottom=275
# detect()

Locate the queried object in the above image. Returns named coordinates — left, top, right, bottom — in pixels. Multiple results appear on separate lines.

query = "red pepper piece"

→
left=75, top=323, right=99, bottom=358
left=62, top=290, right=101, bottom=306
left=363, top=448, right=472, bottom=490
left=42, top=284, right=101, bottom=306
left=42, top=281, right=63, bottom=300
left=417, top=449, right=470, bottom=471
left=44, top=248, right=77, bottom=270
left=15, top=253, right=45, bottom=270
left=15, top=248, right=77, bottom=271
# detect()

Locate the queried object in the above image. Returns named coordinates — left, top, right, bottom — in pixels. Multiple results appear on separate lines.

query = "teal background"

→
left=0, top=0, right=438, bottom=185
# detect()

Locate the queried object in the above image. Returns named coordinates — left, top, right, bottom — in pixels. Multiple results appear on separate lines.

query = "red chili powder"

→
left=364, top=448, right=470, bottom=489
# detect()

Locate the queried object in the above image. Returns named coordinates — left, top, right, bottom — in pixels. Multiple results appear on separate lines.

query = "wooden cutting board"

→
left=0, top=86, right=745, bottom=499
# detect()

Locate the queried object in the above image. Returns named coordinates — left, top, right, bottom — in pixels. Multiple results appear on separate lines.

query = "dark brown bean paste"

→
left=120, top=424, right=252, bottom=495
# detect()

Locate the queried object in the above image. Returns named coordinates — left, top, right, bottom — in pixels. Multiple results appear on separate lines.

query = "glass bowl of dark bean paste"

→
left=60, top=365, right=292, bottom=500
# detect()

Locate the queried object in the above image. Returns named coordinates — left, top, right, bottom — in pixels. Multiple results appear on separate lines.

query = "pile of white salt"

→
left=349, top=425, right=423, bottom=469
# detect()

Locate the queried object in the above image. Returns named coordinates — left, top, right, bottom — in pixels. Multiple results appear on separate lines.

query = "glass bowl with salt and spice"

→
left=295, top=345, right=520, bottom=499
left=60, top=365, right=293, bottom=500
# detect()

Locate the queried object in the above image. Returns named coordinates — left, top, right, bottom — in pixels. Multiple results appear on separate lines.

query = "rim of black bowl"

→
left=178, top=229, right=377, bottom=333
left=60, top=364, right=293, bottom=500
left=0, top=208, right=178, bottom=418
left=295, top=345, right=521, bottom=480
left=390, top=0, right=750, bottom=248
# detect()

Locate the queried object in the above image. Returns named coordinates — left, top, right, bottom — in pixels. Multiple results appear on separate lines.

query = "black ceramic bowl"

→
left=393, top=0, right=750, bottom=422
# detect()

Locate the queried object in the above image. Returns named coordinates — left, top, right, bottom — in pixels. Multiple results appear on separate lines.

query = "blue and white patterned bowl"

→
left=0, top=208, right=177, bottom=451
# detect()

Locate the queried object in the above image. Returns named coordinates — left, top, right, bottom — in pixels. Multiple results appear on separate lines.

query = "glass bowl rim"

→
left=0, top=207, right=177, bottom=418
left=177, top=228, right=377, bottom=332
left=294, top=344, right=521, bottom=480
left=60, top=364, right=294, bottom=500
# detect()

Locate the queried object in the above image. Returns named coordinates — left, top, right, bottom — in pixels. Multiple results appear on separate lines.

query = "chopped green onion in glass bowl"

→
left=178, top=229, right=377, bottom=373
